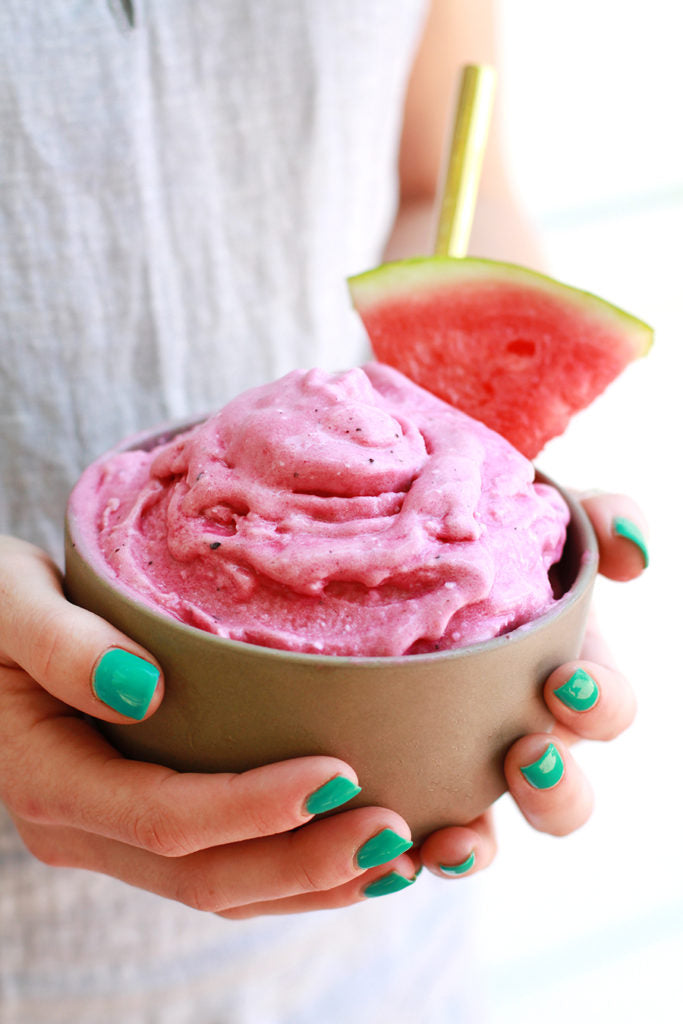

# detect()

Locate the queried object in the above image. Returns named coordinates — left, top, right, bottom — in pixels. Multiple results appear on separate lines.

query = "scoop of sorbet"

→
left=72, top=364, right=569, bottom=656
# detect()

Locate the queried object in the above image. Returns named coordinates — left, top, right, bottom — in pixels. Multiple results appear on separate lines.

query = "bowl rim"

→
left=65, top=417, right=599, bottom=669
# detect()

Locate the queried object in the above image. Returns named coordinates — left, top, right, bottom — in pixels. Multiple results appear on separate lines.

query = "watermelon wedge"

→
left=348, top=257, right=653, bottom=458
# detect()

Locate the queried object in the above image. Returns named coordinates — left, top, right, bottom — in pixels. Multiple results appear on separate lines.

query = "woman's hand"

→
left=0, top=488, right=649, bottom=911
left=0, top=537, right=420, bottom=919
left=420, top=493, right=648, bottom=879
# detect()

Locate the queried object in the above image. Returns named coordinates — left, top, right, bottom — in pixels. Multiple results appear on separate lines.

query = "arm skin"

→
left=385, top=0, right=545, bottom=267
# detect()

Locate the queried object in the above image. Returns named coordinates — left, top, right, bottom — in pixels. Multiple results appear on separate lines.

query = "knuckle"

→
left=4, top=773, right=54, bottom=826
left=127, top=805, right=194, bottom=858
left=25, top=604, right=73, bottom=685
left=9, top=790, right=48, bottom=825
left=248, top=804, right=296, bottom=839
left=228, top=785, right=297, bottom=840
left=173, top=870, right=225, bottom=913
left=287, top=844, right=332, bottom=894
left=239, top=804, right=276, bottom=839
left=296, top=862, right=326, bottom=893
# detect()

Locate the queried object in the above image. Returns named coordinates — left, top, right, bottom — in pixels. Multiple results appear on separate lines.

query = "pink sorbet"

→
left=71, top=364, right=570, bottom=656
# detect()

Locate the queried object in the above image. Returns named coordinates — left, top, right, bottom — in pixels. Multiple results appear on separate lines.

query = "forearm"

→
left=383, top=189, right=546, bottom=267
left=387, top=0, right=545, bottom=269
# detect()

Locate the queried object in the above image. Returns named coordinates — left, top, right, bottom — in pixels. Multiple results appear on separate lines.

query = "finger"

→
left=419, top=810, right=498, bottom=880
left=579, top=493, right=649, bottom=580
left=220, top=853, right=422, bottom=919
left=545, top=658, right=637, bottom=743
left=0, top=537, right=163, bottom=722
left=505, top=734, right=593, bottom=836
left=13, top=807, right=414, bottom=913
left=1, top=677, right=372, bottom=852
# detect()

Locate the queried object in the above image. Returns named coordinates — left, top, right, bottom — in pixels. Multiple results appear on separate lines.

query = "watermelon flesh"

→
left=348, top=257, right=653, bottom=458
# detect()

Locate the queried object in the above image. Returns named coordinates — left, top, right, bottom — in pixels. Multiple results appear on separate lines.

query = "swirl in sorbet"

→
left=73, top=364, right=569, bottom=656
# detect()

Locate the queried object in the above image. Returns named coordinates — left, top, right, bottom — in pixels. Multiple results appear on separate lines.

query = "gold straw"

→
left=434, top=64, right=497, bottom=258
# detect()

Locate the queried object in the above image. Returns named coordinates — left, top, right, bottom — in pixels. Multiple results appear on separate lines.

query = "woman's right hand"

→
left=0, top=536, right=418, bottom=917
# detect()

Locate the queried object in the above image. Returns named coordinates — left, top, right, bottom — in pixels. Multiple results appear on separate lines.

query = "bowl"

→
left=64, top=420, right=598, bottom=843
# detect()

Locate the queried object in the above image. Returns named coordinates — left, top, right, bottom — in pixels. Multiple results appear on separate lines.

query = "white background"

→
left=469, top=2, right=683, bottom=1019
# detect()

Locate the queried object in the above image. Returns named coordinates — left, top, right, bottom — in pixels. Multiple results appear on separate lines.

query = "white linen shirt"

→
left=0, top=3, right=478, bottom=1021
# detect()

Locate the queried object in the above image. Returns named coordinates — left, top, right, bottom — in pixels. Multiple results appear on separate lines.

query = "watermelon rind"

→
left=348, top=257, right=653, bottom=354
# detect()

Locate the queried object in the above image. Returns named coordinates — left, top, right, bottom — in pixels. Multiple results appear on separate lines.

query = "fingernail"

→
left=439, top=850, right=476, bottom=876
left=554, top=668, right=599, bottom=712
left=356, top=828, right=413, bottom=870
left=305, top=776, right=362, bottom=816
left=520, top=742, right=564, bottom=790
left=613, top=516, right=649, bottom=568
left=364, top=871, right=418, bottom=898
left=93, top=648, right=160, bottom=720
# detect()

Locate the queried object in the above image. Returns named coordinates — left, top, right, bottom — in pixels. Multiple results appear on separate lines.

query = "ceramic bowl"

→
left=65, top=421, right=598, bottom=842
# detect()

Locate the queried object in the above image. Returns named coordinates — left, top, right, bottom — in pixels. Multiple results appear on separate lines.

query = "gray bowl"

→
left=65, top=421, right=598, bottom=843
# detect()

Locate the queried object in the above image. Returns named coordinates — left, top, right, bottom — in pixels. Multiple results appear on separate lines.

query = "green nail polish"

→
left=613, top=516, right=649, bottom=568
left=364, top=871, right=417, bottom=898
left=439, top=851, right=476, bottom=876
left=93, top=648, right=160, bottom=720
left=356, top=828, right=413, bottom=869
left=554, top=668, right=599, bottom=712
left=520, top=742, right=564, bottom=790
left=305, top=776, right=362, bottom=815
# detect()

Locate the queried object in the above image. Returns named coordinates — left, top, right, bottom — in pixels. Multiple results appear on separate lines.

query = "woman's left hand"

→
left=420, top=492, right=648, bottom=879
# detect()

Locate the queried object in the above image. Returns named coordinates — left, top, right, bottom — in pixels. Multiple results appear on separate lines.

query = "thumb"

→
left=0, top=537, right=163, bottom=722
